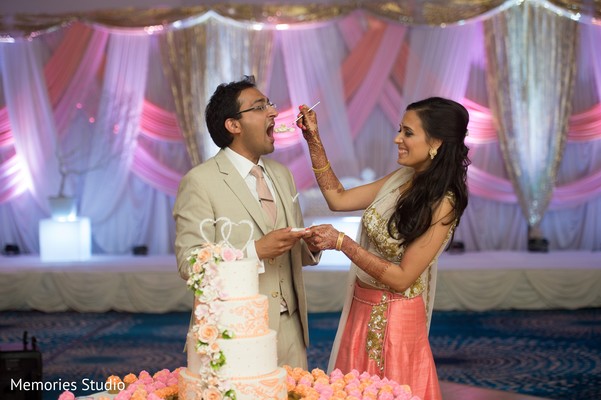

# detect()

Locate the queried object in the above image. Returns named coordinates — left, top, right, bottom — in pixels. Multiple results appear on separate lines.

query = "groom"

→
left=173, top=76, right=320, bottom=368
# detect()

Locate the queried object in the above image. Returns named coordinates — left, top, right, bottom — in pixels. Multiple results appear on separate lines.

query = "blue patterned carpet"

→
left=1, top=308, right=600, bottom=400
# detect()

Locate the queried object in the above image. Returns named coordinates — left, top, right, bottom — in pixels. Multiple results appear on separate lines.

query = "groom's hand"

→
left=255, top=227, right=310, bottom=260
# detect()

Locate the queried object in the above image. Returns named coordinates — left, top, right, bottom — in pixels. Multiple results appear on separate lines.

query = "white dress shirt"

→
left=223, top=147, right=278, bottom=272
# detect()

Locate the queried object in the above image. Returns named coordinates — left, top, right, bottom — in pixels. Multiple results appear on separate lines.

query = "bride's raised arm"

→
left=296, top=104, right=393, bottom=212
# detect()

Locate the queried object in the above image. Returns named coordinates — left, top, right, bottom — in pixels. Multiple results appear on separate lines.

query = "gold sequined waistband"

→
left=352, top=281, right=408, bottom=306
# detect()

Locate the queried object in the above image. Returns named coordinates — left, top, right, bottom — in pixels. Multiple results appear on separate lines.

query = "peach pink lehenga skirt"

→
left=334, top=282, right=442, bottom=400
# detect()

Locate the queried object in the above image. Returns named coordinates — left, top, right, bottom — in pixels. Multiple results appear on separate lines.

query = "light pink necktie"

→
left=250, top=165, right=277, bottom=225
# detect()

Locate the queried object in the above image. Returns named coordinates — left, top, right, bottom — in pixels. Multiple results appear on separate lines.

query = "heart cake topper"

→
left=199, top=217, right=254, bottom=253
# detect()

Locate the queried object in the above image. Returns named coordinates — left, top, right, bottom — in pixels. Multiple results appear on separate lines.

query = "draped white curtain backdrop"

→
left=403, top=24, right=478, bottom=105
left=337, top=15, right=403, bottom=178
left=0, top=5, right=600, bottom=255
left=544, top=23, right=601, bottom=249
left=0, top=38, right=59, bottom=249
left=0, top=39, right=61, bottom=211
left=79, top=33, right=150, bottom=253
left=279, top=20, right=360, bottom=186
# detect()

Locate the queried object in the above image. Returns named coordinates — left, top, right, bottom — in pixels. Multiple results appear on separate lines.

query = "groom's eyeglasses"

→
left=236, top=101, right=277, bottom=115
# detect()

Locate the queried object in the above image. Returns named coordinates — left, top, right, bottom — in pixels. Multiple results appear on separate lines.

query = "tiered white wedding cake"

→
left=178, top=219, right=287, bottom=400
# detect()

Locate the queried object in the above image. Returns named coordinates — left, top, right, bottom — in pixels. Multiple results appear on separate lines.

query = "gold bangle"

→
left=335, top=232, right=345, bottom=251
left=311, top=161, right=331, bottom=174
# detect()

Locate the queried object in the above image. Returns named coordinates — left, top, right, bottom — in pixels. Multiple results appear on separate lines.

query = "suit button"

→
left=271, top=291, right=279, bottom=298
left=280, top=278, right=284, bottom=283
left=268, top=258, right=275, bottom=265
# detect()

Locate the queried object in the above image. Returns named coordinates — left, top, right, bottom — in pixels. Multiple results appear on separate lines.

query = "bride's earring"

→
left=429, top=147, right=437, bottom=160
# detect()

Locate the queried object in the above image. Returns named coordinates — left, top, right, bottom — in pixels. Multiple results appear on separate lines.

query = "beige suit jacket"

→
left=173, top=149, right=317, bottom=346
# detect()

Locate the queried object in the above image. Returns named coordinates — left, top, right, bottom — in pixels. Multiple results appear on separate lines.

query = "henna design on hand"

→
left=344, top=242, right=392, bottom=282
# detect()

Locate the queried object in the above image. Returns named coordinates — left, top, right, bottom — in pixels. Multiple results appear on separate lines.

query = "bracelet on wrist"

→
left=312, top=161, right=331, bottom=174
left=335, top=232, right=345, bottom=251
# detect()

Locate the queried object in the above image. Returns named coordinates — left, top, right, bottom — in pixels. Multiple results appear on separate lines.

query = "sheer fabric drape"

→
left=78, top=33, right=150, bottom=253
left=0, top=38, right=61, bottom=210
left=279, top=21, right=359, bottom=185
left=160, top=22, right=208, bottom=166
left=484, top=2, right=579, bottom=230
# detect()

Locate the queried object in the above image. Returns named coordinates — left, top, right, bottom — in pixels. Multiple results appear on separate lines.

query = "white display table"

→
left=39, top=218, right=92, bottom=262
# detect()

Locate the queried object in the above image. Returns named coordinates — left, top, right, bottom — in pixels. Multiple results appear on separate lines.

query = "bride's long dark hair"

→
left=388, top=97, right=470, bottom=247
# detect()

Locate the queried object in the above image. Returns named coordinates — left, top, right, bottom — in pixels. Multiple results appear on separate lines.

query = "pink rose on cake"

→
left=202, top=387, right=223, bottom=400
left=209, top=300, right=224, bottom=315
left=221, top=247, right=243, bottom=261
left=211, top=243, right=223, bottom=254
left=200, top=285, right=220, bottom=302
left=195, top=247, right=213, bottom=264
left=209, top=341, right=221, bottom=353
left=198, top=323, right=219, bottom=343
left=194, top=303, right=210, bottom=321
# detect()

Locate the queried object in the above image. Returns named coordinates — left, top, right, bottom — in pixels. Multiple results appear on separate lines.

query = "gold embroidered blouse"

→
left=355, top=184, right=456, bottom=298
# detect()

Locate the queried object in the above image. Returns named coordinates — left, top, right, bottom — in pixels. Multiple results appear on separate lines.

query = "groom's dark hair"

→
left=205, top=75, right=256, bottom=148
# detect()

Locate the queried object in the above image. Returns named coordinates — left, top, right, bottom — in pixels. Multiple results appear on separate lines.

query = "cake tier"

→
left=179, top=366, right=287, bottom=400
left=193, top=294, right=269, bottom=337
left=218, top=294, right=269, bottom=337
left=219, top=329, right=278, bottom=377
left=187, top=329, right=278, bottom=378
left=219, top=258, right=259, bottom=299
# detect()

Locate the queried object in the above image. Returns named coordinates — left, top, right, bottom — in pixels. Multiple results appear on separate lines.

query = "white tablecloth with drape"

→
left=1, top=252, right=600, bottom=313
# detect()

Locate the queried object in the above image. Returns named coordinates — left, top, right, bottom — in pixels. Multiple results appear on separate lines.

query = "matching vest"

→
left=257, top=183, right=298, bottom=322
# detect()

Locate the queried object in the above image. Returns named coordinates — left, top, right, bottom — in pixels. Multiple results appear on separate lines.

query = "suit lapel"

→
left=215, top=151, right=270, bottom=235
